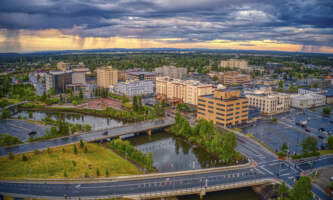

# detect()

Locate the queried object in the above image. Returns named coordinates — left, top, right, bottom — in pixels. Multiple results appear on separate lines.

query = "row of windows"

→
left=217, top=108, right=225, bottom=111
left=198, top=112, right=205, bottom=115
left=208, top=101, right=214, bottom=104
left=216, top=117, right=224, bottom=121
left=216, top=103, right=225, bottom=107
left=198, top=103, right=205, bottom=107
left=208, top=106, right=214, bottom=109
left=199, top=99, right=206, bottom=102
left=208, top=110, right=213, bottom=113
left=217, top=112, right=224, bottom=116
left=198, top=108, right=205, bottom=111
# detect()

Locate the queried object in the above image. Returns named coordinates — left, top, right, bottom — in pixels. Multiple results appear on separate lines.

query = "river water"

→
left=15, top=111, right=123, bottom=131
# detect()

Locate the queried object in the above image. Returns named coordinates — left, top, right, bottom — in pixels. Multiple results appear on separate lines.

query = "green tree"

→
left=278, top=182, right=289, bottom=200
left=221, top=132, right=237, bottom=163
left=322, top=107, right=331, bottom=116
left=327, top=135, right=333, bottom=150
left=289, top=176, right=312, bottom=200
left=73, top=144, right=78, bottom=154
left=8, top=152, right=14, bottom=160
left=47, top=147, right=51, bottom=154
left=1, top=109, right=11, bottom=119
left=22, top=154, right=28, bottom=161
left=147, top=152, right=153, bottom=170
left=79, top=88, right=83, bottom=99
left=301, top=136, right=318, bottom=156
left=64, top=170, right=67, bottom=177
left=105, top=169, right=109, bottom=177
left=80, top=140, right=85, bottom=148
left=96, top=168, right=100, bottom=176
left=280, top=142, right=288, bottom=157
left=84, top=146, right=88, bottom=153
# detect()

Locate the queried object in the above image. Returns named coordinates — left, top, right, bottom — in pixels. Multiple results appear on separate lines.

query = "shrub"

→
left=8, top=152, right=14, bottom=160
left=84, top=172, right=89, bottom=178
left=96, top=168, right=100, bottom=176
left=22, top=154, right=28, bottom=161
left=80, top=140, right=84, bottom=148
left=105, top=169, right=109, bottom=177
left=64, top=170, right=67, bottom=177
left=73, top=144, right=78, bottom=154
left=47, top=147, right=51, bottom=154
left=72, top=160, right=76, bottom=167
left=34, top=149, right=40, bottom=155
left=84, top=146, right=88, bottom=153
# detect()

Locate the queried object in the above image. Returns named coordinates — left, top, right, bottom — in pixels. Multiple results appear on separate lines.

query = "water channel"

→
left=12, top=111, right=261, bottom=199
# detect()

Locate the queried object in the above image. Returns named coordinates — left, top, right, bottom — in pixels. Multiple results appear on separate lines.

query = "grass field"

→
left=320, top=149, right=333, bottom=156
left=0, top=143, right=141, bottom=180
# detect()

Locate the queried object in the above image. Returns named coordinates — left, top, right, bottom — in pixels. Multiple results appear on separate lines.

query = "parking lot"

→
left=243, top=107, right=332, bottom=155
left=0, top=119, right=47, bottom=141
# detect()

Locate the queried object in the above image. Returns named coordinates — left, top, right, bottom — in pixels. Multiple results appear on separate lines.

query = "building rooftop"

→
left=49, top=70, right=73, bottom=75
left=127, top=71, right=156, bottom=76
left=73, top=68, right=89, bottom=72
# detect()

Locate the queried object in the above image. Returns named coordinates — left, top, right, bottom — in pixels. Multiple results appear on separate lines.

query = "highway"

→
left=0, top=118, right=175, bottom=156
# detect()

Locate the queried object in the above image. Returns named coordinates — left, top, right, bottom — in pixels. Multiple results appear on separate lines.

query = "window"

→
left=208, top=101, right=214, bottom=104
left=208, top=110, right=213, bottom=113
left=243, top=101, right=248, bottom=104
left=216, top=103, right=225, bottom=107
left=216, top=117, right=224, bottom=121
left=217, top=122, right=224, bottom=127
left=227, top=118, right=233, bottom=121
left=198, top=103, right=205, bottom=107
left=198, top=112, right=205, bottom=115
left=236, top=112, right=239, bottom=114
left=227, top=104, right=233, bottom=107
left=227, top=113, right=233, bottom=116
left=199, top=99, right=206, bottom=102
left=198, top=108, right=205, bottom=111
left=217, top=112, right=224, bottom=116
left=236, top=103, right=240, bottom=105
left=236, top=116, right=239, bottom=119
left=208, top=106, right=214, bottom=109
left=217, top=108, right=225, bottom=111
left=242, top=114, right=247, bottom=117
left=242, top=106, right=248, bottom=109
left=236, top=107, right=240, bottom=110
left=242, top=110, right=248, bottom=113
left=227, top=108, right=234, bottom=111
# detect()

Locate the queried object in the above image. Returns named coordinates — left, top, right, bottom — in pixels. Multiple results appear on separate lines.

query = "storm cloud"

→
left=0, top=0, right=333, bottom=49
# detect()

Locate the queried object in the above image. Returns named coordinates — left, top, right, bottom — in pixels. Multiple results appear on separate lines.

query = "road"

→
left=0, top=118, right=175, bottom=156
left=0, top=120, right=332, bottom=199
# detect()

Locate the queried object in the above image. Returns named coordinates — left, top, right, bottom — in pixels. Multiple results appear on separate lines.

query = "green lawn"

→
left=0, top=143, right=141, bottom=180
left=320, top=149, right=333, bottom=156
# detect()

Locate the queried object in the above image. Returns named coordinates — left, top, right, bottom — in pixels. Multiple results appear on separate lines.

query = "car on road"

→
left=318, top=128, right=325, bottom=132
left=318, top=135, right=324, bottom=139
left=305, top=128, right=311, bottom=132
left=28, top=131, right=37, bottom=136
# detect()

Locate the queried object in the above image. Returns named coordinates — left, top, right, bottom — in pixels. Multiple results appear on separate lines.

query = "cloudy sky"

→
left=0, top=0, right=333, bottom=53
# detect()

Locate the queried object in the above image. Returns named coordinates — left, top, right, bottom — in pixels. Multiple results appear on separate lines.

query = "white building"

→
left=245, top=87, right=290, bottom=114
left=117, top=80, right=154, bottom=97
left=291, top=93, right=326, bottom=109
left=154, top=66, right=187, bottom=79
left=298, top=88, right=327, bottom=95
left=72, top=68, right=89, bottom=84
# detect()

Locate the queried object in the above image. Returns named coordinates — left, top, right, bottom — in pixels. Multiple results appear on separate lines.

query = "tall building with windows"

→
left=154, top=66, right=187, bottom=79
left=45, top=70, right=73, bottom=94
left=117, top=80, right=154, bottom=97
left=197, top=88, right=249, bottom=127
left=57, top=61, right=70, bottom=71
left=156, top=76, right=213, bottom=105
left=245, top=87, right=290, bottom=114
left=72, top=68, right=89, bottom=84
left=217, top=71, right=250, bottom=86
left=220, top=59, right=248, bottom=70
left=97, top=66, right=118, bottom=88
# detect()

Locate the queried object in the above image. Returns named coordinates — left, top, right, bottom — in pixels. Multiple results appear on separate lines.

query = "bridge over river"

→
left=1, top=118, right=333, bottom=200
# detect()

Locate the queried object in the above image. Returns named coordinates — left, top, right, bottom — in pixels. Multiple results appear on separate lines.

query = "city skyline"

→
left=0, top=0, right=333, bottom=53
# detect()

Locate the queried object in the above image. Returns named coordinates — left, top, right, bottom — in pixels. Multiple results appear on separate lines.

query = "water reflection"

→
left=15, top=111, right=123, bottom=131
left=127, top=132, right=225, bottom=172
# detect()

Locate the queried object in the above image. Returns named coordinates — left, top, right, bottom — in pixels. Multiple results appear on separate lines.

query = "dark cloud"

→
left=0, top=0, right=333, bottom=48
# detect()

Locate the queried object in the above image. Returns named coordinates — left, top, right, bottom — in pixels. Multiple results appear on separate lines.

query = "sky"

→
left=0, top=0, right=333, bottom=53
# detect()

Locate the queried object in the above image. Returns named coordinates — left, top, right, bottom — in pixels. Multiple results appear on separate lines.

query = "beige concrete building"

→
left=156, top=76, right=213, bottom=105
left=97, top=66, right=118, bottom=88
left=220, top=59, right=248, bottom=70
left=197, top=88, right=249, bottom=127
left=154, top=66, right=187, bottom=79
left=290, top=93, right=326, bottom=109
left=57, top=61, right=70, bottom=71
left=217, top=71, right=250, bottom=86
left=72, top=68, right=89, bottom=84
left=245, top=87, right=290, bottom=114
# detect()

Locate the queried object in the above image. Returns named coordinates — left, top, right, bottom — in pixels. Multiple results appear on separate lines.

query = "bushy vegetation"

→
left=108, top=138, right=154, bottom=172
left=0, top=134, right=22, bottom=147
left=292, top=136, right=319, bottom=159
left=176, top=103, right=191, bottom=112
left=171, top=112, right=242, bottom=164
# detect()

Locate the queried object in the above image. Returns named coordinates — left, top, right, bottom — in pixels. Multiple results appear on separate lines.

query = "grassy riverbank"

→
left=0, top=143, right=141, bottom=180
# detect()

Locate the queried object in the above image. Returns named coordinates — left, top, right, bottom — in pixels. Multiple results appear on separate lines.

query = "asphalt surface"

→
left=0, top=117, right=332, bottom=199
left=0, top=118, right=175, bottom=156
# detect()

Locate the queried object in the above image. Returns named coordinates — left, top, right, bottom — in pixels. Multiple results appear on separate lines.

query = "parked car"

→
left=318, top=135, right=324, bottom=139
left=305, top=128, right=311, bottom=132
left=318, top=128, right=325, bottom=132
left=103, top=131, right=108, bottom=136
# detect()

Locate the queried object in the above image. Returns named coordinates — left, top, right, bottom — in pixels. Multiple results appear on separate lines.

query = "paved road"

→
left=0, top=122, right=332, bottom=199
left=0, top=118, right=175, bottom=156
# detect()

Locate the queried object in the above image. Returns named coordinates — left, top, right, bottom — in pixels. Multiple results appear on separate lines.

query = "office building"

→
left=217, top=71, right=250, bottom=86
left=220, top=59, right=248, bottom=70
left=57, top=61, right=70, bottom=71
left=197, top=88, right=249, bottom=127
left=117, top=80, right=154, bottom=97
left=45, top=70, right=73, bottom=94
left=291, top=93, right=326, bottom=109
left=156, top=76, right=213, bottom=105
left=245, top=87, right=290, bottom=114
left=97, top=66, right=118, bottom=88
left=154, top=66, right=187, bottom=79
left=72, top=68, right=89, bottom=84
left=126, top=71, right=157, bottom=81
